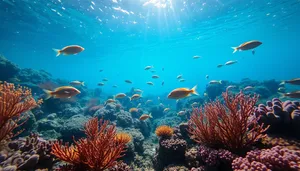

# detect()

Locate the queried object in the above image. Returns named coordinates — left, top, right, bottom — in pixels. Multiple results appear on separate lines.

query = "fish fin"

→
left=252, top=50, right=255, bottom=55
left=278, top=92, right=286, bottom=99
left=64, top=91, right=70, bottom=94
left=149, top=113, right=152, bottom=118
left=52, top=48, right=61, bottom=57
left=231, top=47, right=238, bottom=53
left=191, top=85, right=199, bottom=95
left=280, top=81, right=285, bottom=85
left=43, top=89, right=53, bottom=100
left=81, top=82, right=85, bottom=86
left=219, top=80, right=223, bottom=84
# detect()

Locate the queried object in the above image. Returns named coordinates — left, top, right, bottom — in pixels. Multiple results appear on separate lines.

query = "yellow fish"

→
left=43, top=86, right=80, bottom=100
left=168, top=85, right=198, bottom=99
left=53, top=45, right=84, bottom=57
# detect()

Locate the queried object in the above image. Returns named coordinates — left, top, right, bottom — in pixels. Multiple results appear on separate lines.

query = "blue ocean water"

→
left=0, top=0, right=300, bottom=96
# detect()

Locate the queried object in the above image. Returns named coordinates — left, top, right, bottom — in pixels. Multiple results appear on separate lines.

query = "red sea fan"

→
left=188, top=90, right=269, bottom=153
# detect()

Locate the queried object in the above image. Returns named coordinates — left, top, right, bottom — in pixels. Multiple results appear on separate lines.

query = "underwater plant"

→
left=0, top=82, right=42, bottom=144
left=188, top=90, right=269, bottom=153
left=155, top=125, right=174, bottom=139
left=51, top=117, right=128, bottom=171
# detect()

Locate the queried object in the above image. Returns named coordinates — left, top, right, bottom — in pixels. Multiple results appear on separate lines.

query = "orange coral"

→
left=115, top=132, right=132, bottom=144
left=155, top=125, right=174, bottom=138
left=0, top=82, right=42, bottom=143
left=188, top=90, right=269, bottom=153
left=51, top=118, right=127, bottom=171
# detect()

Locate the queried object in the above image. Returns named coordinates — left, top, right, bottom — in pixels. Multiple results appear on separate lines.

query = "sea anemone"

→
left=155, top=125, right=174, bottom=138
left=115, top=132, right=132, bottom=144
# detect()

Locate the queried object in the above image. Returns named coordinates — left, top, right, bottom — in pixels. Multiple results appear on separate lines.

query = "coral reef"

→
left=188, top=90, right=268, bottom=153
left=0, top=55, right=20, bottom=81
left=232, top=146, right=300, bottom=171
left=255, top=98, right=300, bottom=138
left=155, top=125, right=174, bottom=138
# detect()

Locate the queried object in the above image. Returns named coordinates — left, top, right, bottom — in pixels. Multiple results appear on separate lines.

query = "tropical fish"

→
left=146, top=100, right=153, bottom=104
left=159, top=103, right=164, bottom=108
left=99, top=69, right=103, bottom=72
left=217, top=64, right=223, bottom=68
left=129, top=108, right=138, bottom=113
left=112, top=85, right=118, bottom=88
left=179, top=79, right=185, bottom=82
left=139, top=113, right=152, bottom=121
left=278, top=87, right=285, bottom=92
left=134, top=89, right=143, bottom=93
left=115, top=93, right=126, bottom=99
left=152, top=75, right=159, bottom=79
left=130, top=94, right=142, bottom=101
left=244, top=86, right=254, bottom=91
left=177, top=111, right=186, bottom=116
left=125, top=80, right=132, bottom=84
left=168, top=85, right=198, bottom=99
left=43, top=86, right=80, bottom=100
left=209, top=80, right=222, bottom=84
left=105, top=99, right=115, bottom=105
left=151, top=70, right=156, bottom=73
left=281, top=78, right=300, bottom=85
left=163, top=108, right=170, bottom=113
left=225, top=60, right=238, bottom=66
left=226, top=85, right=237, bottom=91
left=53, top=45, right=84, bottom=57
left=147, top=82, right=154, bottom=85
left=144, top=66, right=153, bottom=70
left=70, top=81, right=85, bottom=86
left=177, top=75, right=183, bottom=79
left=137, top=103, right=142, bottom=108
left=98, top=82, right=105, bottom=86
left=102, top=78, right=108, bottom=81
left=204, top=93, right=208, bottom=97
left=193, top=55, right=201, bottom=59
left=231, top=40, right=262, bottom=54
left=281, top=91, right=300, bottom=99
left=191, top=102, right=198, bottom=107
left=162, top=67, right=164, bottom=71
left=162, top=81, right=164, bottom=86
left=206, top=75, right=209, bottom=79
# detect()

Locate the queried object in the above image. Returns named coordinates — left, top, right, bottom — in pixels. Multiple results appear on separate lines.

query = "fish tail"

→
left=231, top=47, right=238, bottom=53
left=219, top=80, right=223, bottom=84
left=278, top=92, right=286, bottom=99
left=81, top=82, right=85, bottom=86
left=52, top=48, right=61, bottom=57
left=43, top=89, right=53, bottom=100
left=149, top=113, right=152, bottom=118
left=191, top=85, right=199, bottom=95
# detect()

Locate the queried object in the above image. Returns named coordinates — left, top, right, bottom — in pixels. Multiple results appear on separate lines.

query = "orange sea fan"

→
left=155, top=125, right=174, bottom=138
left=0, top=82, right=42, bottom=143
left=115, top=132, right=132, bottom=144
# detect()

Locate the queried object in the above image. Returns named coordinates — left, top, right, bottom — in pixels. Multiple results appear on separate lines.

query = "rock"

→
left=116, top=111, right=133, bottom=128
left=0, top=55, right=20, bottom=80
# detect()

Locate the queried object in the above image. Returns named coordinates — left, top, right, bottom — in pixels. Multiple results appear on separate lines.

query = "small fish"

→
left=129, top=108, right=138, bottom=113
left=151, top=70, right=156, bottom=73
left=278, top=87, right=285, bottom=92
left=134, top=89, right=143, bottom=93
left=168, top=85, right=198, bottom=99
left=177, top=111, right=186, bottom=116
left=146, top=100, right=153, bottom=104
left=162, top=81, right=164, bottom=86
left=43, top=86, right=80, bottom=100
left=53, top=45, right=84, bottom=57
left=244, top=86, right=254, bottom=91
left=281, top=78, right=300, bottom=85
left=226, top=85, right=237, bottom=91
left=209, top=80, right=222, bottom=84
left=137, top=103, right=142, bottom=108
left=231, top=40, right=262, bottom=54
left=217, top=64, right=223, bottom=68
left=115, top=93, right=126, bottom=99
left=147, top=82, right=154, bottom=85
left=152, top=75, right=159, bottom=79
left=163, top=108, right=170, bottom=113
left=102, top=78, right=108, bottom=81
left=159, top=103, right=164, bottom=108
left=204, top=93, right=208, bottom=97
left=105, top=99, right=115, bottom=105
left=139, top=113, right=152, bottom=121
left=70, top=81, right=85, bottom=86
left=162, top=67, right=164, bottom=71
left=98, top=82, right=105, bottom=86
left=225, top=60, right=238, bottom=66
left=112, top=85, right=118, bottom=88
left=99, top=69, right=103, bottom=72
left=193, top=55, right=201, bottom=59
left=144, top=66, right=153, bottom=70
left=158, top=96, right=160, bottom=101
left=177, top=75, right=183, bottom=79
left=281, top=91, right=300, bottom=99
left=206, top=75, right=209, bottom=79
left=179, top=79, right=185, bottom=82
left=125, top=80, right=132, bottom=84
left=191, top=102, right=198, bottom=107
left=130, top=94, right=142, bottom=101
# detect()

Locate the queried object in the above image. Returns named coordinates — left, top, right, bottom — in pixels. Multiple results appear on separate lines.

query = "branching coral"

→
left=51, top=117, right=127, bottom=171
left=0, top=82, right=42, bottom=143
left=188, top=90, right=268, bottom=153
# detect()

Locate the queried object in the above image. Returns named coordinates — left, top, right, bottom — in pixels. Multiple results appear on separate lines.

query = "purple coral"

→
left=232, top=146, right=300, bottom=171
left=255, top=98, right=300, bottom=138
